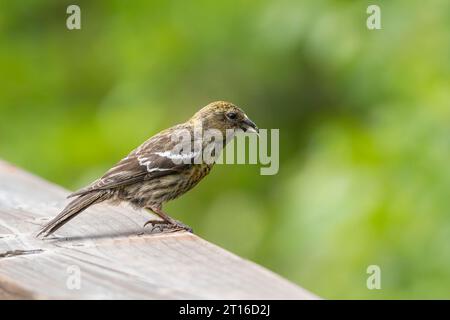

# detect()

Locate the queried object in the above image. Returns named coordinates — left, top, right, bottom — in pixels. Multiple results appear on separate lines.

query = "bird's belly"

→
left=118, top=164, right=213, bottom=208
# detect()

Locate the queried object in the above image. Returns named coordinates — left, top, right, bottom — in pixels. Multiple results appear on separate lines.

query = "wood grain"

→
left=0, top=160, right=317, bottom=299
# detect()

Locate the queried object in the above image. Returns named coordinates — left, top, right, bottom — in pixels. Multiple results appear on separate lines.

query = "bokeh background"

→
left=1, top=0, right=449, bottom=299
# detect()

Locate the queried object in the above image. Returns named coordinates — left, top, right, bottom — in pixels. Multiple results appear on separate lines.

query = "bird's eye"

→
left=226, top=112, right=237, bottom=120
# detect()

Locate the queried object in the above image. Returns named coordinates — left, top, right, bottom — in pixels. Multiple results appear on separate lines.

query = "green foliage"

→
left=1, top=0, right=449, bottom=298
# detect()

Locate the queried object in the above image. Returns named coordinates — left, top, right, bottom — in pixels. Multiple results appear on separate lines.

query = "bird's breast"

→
left=120, top=163, right=214, bottom=207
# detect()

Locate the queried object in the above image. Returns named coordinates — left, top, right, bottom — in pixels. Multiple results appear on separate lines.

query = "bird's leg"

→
left=146, top=205, right=193, bottom=233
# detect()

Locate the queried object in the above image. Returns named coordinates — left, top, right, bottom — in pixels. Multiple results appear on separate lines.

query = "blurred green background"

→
left=1, top=0, right=449, bottom=299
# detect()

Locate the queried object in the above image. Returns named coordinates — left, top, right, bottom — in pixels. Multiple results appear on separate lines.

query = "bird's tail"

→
left=37, top=192, right=107, bottom=238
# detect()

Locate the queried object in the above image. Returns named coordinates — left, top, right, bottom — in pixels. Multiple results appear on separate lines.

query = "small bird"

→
left=37, top=101, right=259, bottom=238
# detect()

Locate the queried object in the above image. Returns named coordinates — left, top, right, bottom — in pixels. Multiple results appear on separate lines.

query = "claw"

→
left=143, top=219, right=167, bottom=228
left=143, top=219, right=193, bottom=234
left=142, top=220, right=170, bottom=234
left=173, top=220, right=193, bottom=233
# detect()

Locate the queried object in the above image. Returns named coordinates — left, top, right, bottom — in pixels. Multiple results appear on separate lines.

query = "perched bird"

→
left=37, top=101, right=259, bottom=238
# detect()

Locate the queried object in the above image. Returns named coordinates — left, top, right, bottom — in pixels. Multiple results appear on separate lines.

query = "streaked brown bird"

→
left=37, top=101, right=259, bottom=238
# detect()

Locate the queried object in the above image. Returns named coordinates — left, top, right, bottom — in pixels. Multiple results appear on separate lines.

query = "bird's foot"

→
left=142, top=219, right=193, bottom=234
left=172, top=220, right=194, bottom=233
left=143, top=219, right=167, bottom=228
left=142, top=220, right=170, bottom=234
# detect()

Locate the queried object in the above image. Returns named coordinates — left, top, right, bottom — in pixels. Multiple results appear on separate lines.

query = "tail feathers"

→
left=37, top=192, right=107, bottom=238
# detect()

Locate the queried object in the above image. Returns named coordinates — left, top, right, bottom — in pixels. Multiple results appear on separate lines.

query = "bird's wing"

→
left=68, top=126, right=199, bottom=197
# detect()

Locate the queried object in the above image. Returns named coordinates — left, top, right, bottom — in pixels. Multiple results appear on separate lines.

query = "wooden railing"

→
left=0, top=160, right=317, bottom=299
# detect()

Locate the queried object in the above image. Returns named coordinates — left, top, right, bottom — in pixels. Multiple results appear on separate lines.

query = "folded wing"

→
left=68, top=126, right=198, bottom=197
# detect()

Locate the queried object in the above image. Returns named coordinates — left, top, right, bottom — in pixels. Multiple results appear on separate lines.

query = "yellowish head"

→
left=191, top=101, right=259, bottom=134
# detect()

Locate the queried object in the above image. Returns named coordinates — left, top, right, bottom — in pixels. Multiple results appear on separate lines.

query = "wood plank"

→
left=0, top=160, right=317, bottom=299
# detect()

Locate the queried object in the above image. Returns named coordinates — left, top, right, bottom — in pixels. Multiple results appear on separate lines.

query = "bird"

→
left=37, top=101, right=259, bottom=238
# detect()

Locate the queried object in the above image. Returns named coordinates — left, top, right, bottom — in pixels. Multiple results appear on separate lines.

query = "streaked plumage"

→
left=37, top=101, right=259, bottom=238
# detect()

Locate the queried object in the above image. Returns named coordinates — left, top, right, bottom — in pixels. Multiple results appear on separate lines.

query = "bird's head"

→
left=190, top=101, right=259, bottom=136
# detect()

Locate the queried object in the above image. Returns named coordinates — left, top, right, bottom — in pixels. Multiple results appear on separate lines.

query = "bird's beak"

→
left=241, top=116, right=259, bottom=134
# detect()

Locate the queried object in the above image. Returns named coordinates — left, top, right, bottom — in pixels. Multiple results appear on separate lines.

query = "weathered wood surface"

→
left=0, top=160, right=317, bottom=299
